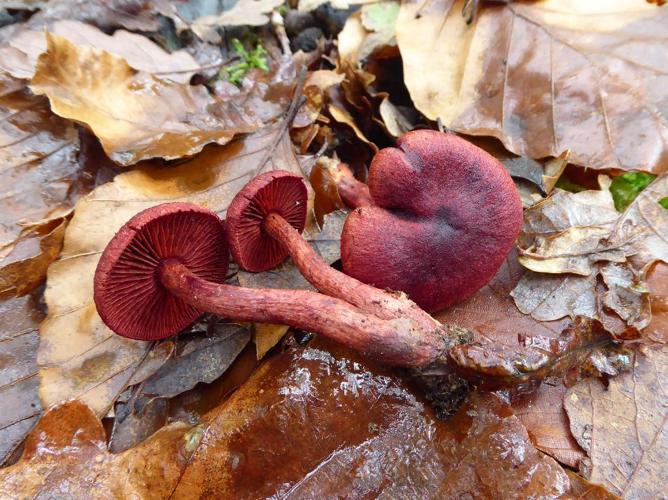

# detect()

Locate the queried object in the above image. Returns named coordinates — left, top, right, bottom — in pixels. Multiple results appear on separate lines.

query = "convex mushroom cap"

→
left=94, top=203, right=228, bottom=340
left=341, top=130, right=523, bottom=313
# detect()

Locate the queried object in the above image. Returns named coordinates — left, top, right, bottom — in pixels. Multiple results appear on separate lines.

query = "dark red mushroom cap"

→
left=341, top=130, right=523, bottom=313
left=226, top=170, right=307, bottom=272
left=94, top=203, right=228, bottom=340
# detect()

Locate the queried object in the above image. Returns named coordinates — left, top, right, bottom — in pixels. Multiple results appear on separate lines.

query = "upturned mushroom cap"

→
left=94, top=203, right=228, bottom=340
left=341, top=130, right=523, bottom=313
left=227, top=170, right=307, bottom=272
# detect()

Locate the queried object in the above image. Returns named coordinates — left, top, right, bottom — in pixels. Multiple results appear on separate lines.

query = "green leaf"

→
left=659, top=196, right=668, bottom=210
left=610, top=172, right=657, bottom=211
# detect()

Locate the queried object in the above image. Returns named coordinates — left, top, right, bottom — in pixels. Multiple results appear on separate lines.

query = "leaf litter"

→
left=0, top=0, right=667, bottom=497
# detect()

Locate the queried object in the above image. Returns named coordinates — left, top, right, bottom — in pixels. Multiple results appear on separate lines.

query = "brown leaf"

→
left=0, top=400, right=201, bottom=498
left=172, top=338, right=572, bottom=498
left=0, top=294, right=43, bottom=465
left=512, top=175, right=668, bottom=336
left=512, top=382, right=586, bottom=468
left=0, top=20, right=200, bottom=83
left=0, top=88, right=98, bottom=297
left=38, top=119, right=305, bottom=419
left=397, top=0, right=668, bottom=172
left=564, top=346, right=668, bottom=498
left=645, top=262, right=668, bottom=343
left=30, top=33, right=261, bottom=165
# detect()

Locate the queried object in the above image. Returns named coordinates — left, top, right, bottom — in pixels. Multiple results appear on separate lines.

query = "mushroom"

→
left=94, top=202, right=470, bottom=368
left=226, top=170, right=437, bottom=331
left=341, top=130, right=523, bottom=313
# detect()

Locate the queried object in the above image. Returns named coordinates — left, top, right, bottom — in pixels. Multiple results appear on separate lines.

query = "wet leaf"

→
left=0, top=293, right=43, bottom=465
left=397, top=0, right=668, bottom=172
left=645, top=262, right=668, bottom=343
left=0, top=20, right=200, bottom=83
left=512, top=382, right=586, bottom=468
left=565, top=346, right=667, bottom=498
left=0, top=400, right=201, bottom=498
left=172, top=338, right=573, bottom=498
left=30, top=33, right=262, bottom=165
left=38, top=119, right=305, bottom=419
left=512, top=174, right=668, bottom=336
left=0, top=88, right=98, bottom=297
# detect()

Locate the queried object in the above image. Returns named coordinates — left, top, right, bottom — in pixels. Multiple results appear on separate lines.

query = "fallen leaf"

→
left=397, top=0, right=668, bottom=172
left=38, top=118, right=305, bottom=419
left=378, top=96, right=414, bottom=137
left=131, top=322, right=251, bottom=411
left=0, top=87, right=99, bottom=297
left=0, top=400, right=201, bottom=498
left=512, top=174, right=668, bottom=335
left=172, top=338, right=572, bottom=498
left=30, top=33, right=262, bottom=165
left=338, top=1, right=399, bottom=65
left=189, top=0, right=285, bottom=42
left=0, top=293, right=43, bottom=465
left=512, top=382, right=586, bottom=468
left=644, top=262, right=668, bottom=343
left=0, top=20, right=200, bottom=83
left=565, top=346, right=667, bottom=498
left=565, top=470, right=621, bottom=499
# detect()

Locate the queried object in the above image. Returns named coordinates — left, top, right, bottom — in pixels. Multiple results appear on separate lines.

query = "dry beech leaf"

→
left=30, top=33, right=261, bottom=165
left=0, top=88, right=97, bottom=297
left=0, top=20, right=200, bottom=83
left=512, top=174, right=668, bottom=336
left=338, top=1, right=399, bottom=65
left=512, top=382, right=586, bottom=468
left=0, top=400, right=202, bottom=498
left=565, top=346, right=667, bottom=499
left=38, top=120, right=304, bottom=419
left=239, top=210, right=347, bottom=356
left=397, top=0, right=668, bottom=172
left=172, top=338, right=573, bottom=498
left=0, top=294, right=43, bottom=465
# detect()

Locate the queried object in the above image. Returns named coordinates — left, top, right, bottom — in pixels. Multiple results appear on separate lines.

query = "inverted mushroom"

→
left=93, top=202, right=470, bottom=367
left=226, top=170, right=437, bottom=331
left=341, top=130, right=523, bottom=313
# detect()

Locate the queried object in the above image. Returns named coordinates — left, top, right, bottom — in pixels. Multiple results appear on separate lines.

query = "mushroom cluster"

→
left=94, top=130, right=522, bottom=372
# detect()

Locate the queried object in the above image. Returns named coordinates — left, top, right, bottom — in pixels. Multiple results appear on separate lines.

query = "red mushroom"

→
left=341, top=130, right=523, bottom=313
left=226, top=171, right=437, bottom=331
left=94, top=203, right=470, bottom=368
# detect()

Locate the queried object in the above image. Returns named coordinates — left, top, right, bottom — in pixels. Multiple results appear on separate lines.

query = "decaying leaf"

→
left=565, top=346, right=667, bottom=499
left=30, top=33, right=262, bottom=165
left=38, top=119, right=305, bottom=419
left=189, top=0, right=285, bottom=42
left=0, top=88, right=97, bottom=297
left=512, top=175, right=668, bottom=336
left=0, top=400, right=201, bottom=498
left=172, top=338, right=574, bottom=498
left=645, top=262, right=668, bottom=343
left=512, top=382, right=586, bottom=468
left=0, top=294, right=43, bottom=465
left=0, top=20, right=200, bottom=83
left=397, top=0, right=668, bottom=172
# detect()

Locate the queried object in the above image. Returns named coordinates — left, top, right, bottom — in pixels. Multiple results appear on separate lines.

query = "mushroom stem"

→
left=263, top=212, right=439, bottom=332
left=331, top=162, right=374, bottom=209
left=159, top=258, right=450, bottom=367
